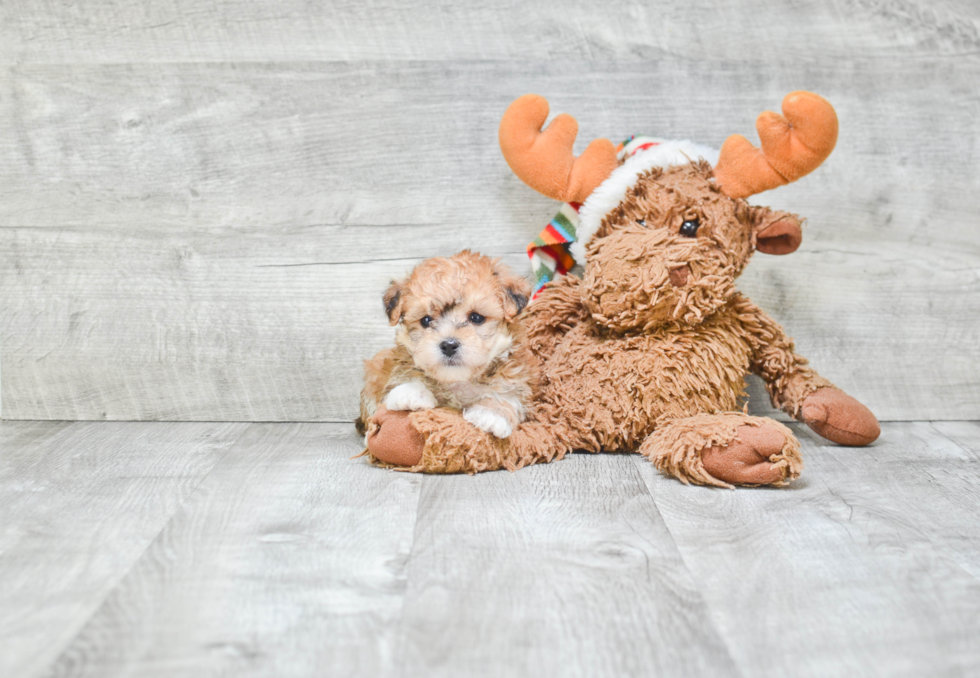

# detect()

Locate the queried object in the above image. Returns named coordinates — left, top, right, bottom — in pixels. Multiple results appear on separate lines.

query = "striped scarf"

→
left=527, top=201, right=581, bottom=299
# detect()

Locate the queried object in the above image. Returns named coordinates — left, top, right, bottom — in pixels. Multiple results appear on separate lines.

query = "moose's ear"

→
left=756, top=218, right=803, bottom=255
left=382, top=281, right=405, bottom=325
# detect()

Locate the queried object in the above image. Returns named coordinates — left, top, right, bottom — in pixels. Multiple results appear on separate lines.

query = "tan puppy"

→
left=357, top=251, right=536, bottom=439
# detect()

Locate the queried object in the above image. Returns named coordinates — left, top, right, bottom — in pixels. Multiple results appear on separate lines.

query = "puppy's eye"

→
left=636, top=219, right=646, bottom=227
left=420, top=315, right=433, bottom=328
left=468, top=312, right=485, bottom=325
left=680, top=218, right=700, bottom=237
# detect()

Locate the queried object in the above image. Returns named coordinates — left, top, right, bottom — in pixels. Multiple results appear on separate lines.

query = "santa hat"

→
left=527, top=136, right=719, bottom=298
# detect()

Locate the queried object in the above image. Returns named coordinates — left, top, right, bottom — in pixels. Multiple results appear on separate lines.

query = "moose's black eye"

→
left=420, top=315, right=433, bottom=328
left=680, top=218, right=700, bottom=237
left=469, top=312, right=485, bottom=325
left=636, top=219, right=646, bottom=227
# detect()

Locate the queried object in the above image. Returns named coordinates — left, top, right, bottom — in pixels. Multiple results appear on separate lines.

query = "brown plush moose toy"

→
left=364, top=91, right=880, bottom=487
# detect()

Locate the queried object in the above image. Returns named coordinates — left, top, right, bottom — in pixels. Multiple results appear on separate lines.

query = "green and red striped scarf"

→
left=527, top=201, right=582, bottom=299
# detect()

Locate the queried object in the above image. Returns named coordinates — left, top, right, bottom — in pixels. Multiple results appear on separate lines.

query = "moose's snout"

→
left=440, top=338, right=461, bottom=357
left=669, top=265, right=690, bottom=287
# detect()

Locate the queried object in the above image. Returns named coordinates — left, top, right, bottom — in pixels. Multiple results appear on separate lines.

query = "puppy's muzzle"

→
left=439, top=338, right=461, bottom=357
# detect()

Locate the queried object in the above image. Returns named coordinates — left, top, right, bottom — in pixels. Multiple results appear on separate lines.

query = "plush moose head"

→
left=499, top=92, right=838, bottom=332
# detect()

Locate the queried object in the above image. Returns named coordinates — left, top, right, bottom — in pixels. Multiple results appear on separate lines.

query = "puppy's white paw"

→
left=384, top=381, right=437, bottom=411
left=463, top=405, right=513, bottom=438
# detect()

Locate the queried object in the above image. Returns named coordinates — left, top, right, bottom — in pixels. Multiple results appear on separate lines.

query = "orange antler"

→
left=498, top=94, right=618, bottom=203
left=714, top=91, right=839, bottom=199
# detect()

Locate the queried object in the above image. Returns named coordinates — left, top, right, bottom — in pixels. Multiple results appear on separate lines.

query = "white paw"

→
left=463, top=405, right=513, bottom=438
left=384, top=381, right=437, bottom=411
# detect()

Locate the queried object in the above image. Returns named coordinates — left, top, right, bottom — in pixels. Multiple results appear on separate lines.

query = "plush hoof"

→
left=701, top=424, right=796, bottom=486
left=366, top=407, right=424, bottom=467
left=802, top=387, right=880, bottom=446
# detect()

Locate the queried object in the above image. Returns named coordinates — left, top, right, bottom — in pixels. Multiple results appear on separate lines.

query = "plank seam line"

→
left=626, top=454, right=748, bottom=678
left=389, top=472, right=427, bottom=678
left=252, top=252, right=528, bottom=268
left=926, top=420, right=979, bottom=460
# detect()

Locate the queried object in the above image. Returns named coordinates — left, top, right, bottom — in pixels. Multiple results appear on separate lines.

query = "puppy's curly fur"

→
left=357, top=251, right=536, bottom=439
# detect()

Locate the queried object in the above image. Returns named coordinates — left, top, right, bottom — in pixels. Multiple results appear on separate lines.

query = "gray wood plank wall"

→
left=1, top=1, right=978, bottom=421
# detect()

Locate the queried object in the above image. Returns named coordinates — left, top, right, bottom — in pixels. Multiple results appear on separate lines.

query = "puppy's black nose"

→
left=440, top=338, right=460, bottom=357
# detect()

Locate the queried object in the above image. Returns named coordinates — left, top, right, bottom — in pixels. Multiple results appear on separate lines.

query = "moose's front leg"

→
left=365, top=406, right=570, bottom=474
left=733, top=294, right=880, bottom=446
left=799, top=387, right=880, bottom=446
left=640, top=412, right=803, bottom=488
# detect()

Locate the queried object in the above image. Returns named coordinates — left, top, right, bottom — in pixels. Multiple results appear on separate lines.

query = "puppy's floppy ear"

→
left=382, top=280, right=405, bottom=325
left=495, top=268, right=532, bottom=321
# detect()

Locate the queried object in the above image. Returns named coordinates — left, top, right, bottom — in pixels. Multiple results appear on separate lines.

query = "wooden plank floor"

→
left=2, top=420, right=979, bottom=677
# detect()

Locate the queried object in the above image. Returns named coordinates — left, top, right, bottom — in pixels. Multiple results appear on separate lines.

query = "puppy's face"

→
left=383, top=251, right=531, bottom=383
